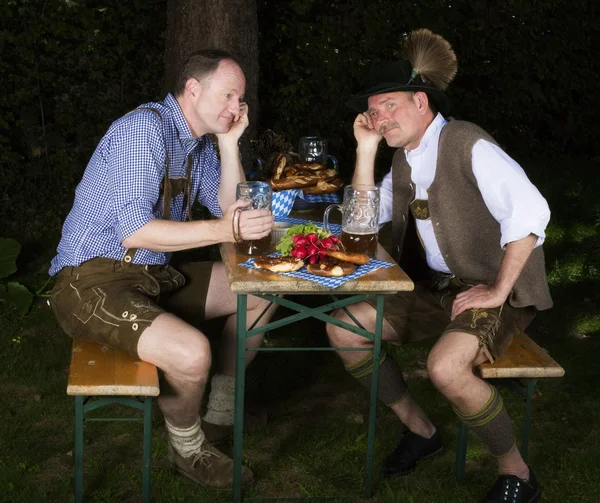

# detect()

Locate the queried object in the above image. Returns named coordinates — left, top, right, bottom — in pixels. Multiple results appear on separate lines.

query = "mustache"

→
left=379, top=122, right=400, bottom=134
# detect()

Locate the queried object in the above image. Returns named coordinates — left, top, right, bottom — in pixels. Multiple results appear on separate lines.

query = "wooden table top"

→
left=219, top=241, right=414, bottom=295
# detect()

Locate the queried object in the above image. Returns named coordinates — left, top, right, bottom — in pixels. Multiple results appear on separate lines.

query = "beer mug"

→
left=323, top=184, right=380, bottom=257
left=298, top=136, right=339, bottom=170
left=235, top=181, right=273, bottom=256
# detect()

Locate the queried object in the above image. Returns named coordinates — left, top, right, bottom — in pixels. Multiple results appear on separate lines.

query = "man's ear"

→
left=414, top=91, right=430, bottom=114
left=186, top=77, right=201, bottom=99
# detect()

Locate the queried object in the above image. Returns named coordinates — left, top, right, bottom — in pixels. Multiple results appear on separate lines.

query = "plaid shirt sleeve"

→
left=106, top=114, right=165, bottom=243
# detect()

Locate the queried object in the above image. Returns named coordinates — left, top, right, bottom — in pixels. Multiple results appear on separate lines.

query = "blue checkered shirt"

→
left=49, top=93, right=223, bottom=275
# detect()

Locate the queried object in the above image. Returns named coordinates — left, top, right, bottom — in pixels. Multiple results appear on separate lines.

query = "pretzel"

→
left=301, top=177, right=344, bottom=195
left=286, top=161, right=327, bottom=172
left=271, top=153, right=287, bottom=180
left=254, top=256, right=304, bottom=273
left=326, top=249, right=370, bottom=265
left=270, top=175, right=320, bottom=190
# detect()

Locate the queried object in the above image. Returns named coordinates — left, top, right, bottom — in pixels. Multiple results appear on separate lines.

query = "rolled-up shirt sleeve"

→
left=378, top=169, right=394, bottom=226
left=107, top=119, right=164, bottom=244
left=472, top=140, right=550, bottom=249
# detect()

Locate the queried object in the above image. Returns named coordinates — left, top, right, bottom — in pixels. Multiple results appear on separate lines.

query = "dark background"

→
left=1, top=3, right=599, bottom=500
left=1, top=0, right=598, bottom=260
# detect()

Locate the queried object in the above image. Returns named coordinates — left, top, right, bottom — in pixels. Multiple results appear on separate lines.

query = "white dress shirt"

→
left=378, top=114, right=551, bottom=273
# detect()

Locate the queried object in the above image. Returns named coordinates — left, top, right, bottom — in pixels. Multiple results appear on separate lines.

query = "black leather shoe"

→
left=382, top=429, right=443, bottom=477
left=480, top=468, right=540, bottom=503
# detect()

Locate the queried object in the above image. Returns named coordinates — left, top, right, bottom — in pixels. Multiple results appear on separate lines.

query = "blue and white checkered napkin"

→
left=272, top=190, right=340, bottom=217
left=302, top=192, right=341, bottom=204
left=239, top=254, right=393, bottom=289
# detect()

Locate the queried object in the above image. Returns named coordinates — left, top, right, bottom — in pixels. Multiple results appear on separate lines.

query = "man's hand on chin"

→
left=216, top=103, right=249, bottom=145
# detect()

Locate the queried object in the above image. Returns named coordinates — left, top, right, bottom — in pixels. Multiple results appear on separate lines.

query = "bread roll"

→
left=306, top=258, right=356, bottom=277
left=254, top=256, right=304, bottom=272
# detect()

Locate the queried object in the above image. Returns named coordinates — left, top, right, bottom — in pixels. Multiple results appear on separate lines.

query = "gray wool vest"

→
left=391, top=120, right=553, bottom=311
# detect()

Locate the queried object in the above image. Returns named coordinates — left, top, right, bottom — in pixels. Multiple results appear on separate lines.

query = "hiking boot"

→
left=480, top=468, right=540, bottom=503
left=382, top=429, right=444, bottom=477
left=203, top=410, right=268, bottom=445
left=168, top=442, right=253, bottom=489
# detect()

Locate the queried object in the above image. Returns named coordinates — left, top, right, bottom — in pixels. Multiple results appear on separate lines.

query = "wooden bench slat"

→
left=477, top=331, right=565, bottom=379
left=67, top=340, right=159, bottom=396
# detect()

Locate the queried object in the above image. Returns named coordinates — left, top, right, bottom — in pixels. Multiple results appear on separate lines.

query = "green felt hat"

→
left=346, top=29, right=457, bottom=117
left=345, top=60, right=450, bottom=116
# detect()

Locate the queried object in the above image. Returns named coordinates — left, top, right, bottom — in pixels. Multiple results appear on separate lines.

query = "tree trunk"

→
left=163, top=0, right=259, bottom=170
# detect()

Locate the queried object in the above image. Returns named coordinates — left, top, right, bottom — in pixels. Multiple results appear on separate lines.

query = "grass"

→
left=1, top=155, right=600, bottom=502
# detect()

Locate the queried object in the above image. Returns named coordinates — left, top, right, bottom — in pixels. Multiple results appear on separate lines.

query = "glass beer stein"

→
left=235, top=181, right=273, bottom=256
left=323, top=184, right=380, bottom=257
left=298, top=136, right=339, bottom=170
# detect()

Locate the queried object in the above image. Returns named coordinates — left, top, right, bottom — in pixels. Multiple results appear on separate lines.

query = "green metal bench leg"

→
left=455, top=420, right=469, bottom=483
left=521, top=379, right=536, bottom=461
left=74, top=395, right=84, bottom=503
left=233, top=294, right=248, bottom=503
left=142, top=397, right=153, bottom=503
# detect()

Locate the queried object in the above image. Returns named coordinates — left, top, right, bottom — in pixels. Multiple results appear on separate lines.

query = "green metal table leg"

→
left=233, top=294, right=248, bottom=503
left=363, top=294, right=383, bottom=499
left=142, top=397, right=153, bottom=503
left=521, top=379, right=536, bottom=461
left=74, top=395, right=84, bottom=503
left=455, top=420, right=469, bottom=483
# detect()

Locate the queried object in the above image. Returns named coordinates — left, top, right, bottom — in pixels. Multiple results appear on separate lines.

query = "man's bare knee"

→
left=427, top=334, right=479, bottom=394
left=174, top=341, right=211, bottom=383
left=427, top=351, right=457, bottom=392
left=247, top=294, right=276, bottom=314
left=327, top=307, right=373, bottom=348
left=138, top=313, right=211, bottom=383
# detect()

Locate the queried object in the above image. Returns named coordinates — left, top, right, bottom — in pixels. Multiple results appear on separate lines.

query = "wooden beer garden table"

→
left=219, top=226, right=414, bottom=502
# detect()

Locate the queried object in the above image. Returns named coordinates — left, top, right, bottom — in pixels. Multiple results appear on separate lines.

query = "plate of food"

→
left=238, top=222, right=393, bottom=287
left=269, top=154, right=344, bottom=196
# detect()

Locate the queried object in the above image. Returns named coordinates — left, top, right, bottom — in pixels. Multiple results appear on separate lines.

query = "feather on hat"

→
left=346, top=29, right=458, bottom=115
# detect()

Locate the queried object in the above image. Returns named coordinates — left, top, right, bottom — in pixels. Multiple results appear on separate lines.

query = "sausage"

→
left=326, top=249, right=370, bottom=265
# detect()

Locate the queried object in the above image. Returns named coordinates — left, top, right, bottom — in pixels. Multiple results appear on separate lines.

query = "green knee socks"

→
left=455, top=385, right=516, bottom=457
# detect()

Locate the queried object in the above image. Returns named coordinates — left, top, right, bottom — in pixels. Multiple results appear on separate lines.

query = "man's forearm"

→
left=494, top=234, right=538, bottom=296
left=218, top=139, right=245, bottom=212
left=122, top=218, right=230, bottom=252
left=352, top=145, right=378, bottom=186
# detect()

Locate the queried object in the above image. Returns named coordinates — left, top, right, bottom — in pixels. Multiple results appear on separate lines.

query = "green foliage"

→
left=1, top=0, right=598, bottom=256
left=257, top=0, right=598, bottom=177
left=0, top=238, right=34, bottom=316
left=1, top=0, right=166, bottom=248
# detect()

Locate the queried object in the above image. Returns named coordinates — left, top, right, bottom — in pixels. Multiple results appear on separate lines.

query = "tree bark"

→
left=164, top=0, right=259, bottom=168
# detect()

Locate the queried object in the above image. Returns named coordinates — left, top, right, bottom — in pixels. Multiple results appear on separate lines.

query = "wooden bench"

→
left=67, top=340, right=160, bottom=503
left=454, top=331, right=565, bottom=481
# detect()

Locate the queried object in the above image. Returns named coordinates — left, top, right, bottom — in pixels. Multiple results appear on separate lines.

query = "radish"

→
left=306, top=233, right=318, bottom=244
left=291, top=246, right=308, bottom=259
left=293, top=234, right=309, bottom=247
left=306, top=243, right=319, bottom=256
